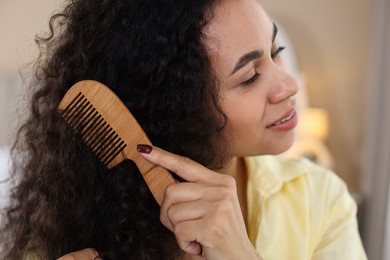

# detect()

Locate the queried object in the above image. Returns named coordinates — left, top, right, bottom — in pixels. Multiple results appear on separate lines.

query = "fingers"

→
left=56, top=248, right=101, bottom=260
left=137, top=144, right=253, bottom=258
left=161, top=187, right=211, bottom=231
left=174, top=220, right=204, bottom=255
left=137, top=144, right=215, bottom=183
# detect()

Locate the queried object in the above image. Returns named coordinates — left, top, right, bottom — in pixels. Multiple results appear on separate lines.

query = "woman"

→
left=0, top=0, right=367, bottom=259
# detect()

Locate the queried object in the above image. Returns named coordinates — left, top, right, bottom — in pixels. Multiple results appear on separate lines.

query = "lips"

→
left=267, top=109, right=296, bottom=128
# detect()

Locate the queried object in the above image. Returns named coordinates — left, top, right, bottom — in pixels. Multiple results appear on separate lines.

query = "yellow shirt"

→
left=246, top=155, right=367, bottom=260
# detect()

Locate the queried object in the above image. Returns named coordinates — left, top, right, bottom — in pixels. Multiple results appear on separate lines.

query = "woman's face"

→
left=204, top=0, right=299, bottom=158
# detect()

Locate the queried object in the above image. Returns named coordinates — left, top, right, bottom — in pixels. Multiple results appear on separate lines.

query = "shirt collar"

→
left=245, top=155, right=309, bottom=198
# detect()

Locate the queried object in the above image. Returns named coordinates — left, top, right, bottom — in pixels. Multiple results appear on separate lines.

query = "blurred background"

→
left=0, top=0, right=389, bottom=259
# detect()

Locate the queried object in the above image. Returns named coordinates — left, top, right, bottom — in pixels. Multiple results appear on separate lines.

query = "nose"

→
left=268, top=64, right=299, bottom=104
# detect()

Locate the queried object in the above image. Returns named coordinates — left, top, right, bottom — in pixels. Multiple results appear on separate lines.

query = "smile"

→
left=266, top=109, right=298, bottom=131
left=267, top=112, right=295, bottom=127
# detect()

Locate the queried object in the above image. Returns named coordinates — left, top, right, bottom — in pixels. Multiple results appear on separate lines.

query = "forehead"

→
left=203, top=0, right=273, bottom=73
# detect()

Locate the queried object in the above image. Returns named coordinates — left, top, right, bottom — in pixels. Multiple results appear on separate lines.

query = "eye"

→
left=241, top=72, right=260, bottom=87
left=271, top=46, right=286, bottom=59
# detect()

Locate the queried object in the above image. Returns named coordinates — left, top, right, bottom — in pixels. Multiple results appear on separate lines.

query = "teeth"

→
left=271, top=113, right=294, bottom=127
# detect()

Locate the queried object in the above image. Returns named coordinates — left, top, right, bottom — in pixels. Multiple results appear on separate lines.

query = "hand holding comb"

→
left=58, top=80, right=175, bottom=205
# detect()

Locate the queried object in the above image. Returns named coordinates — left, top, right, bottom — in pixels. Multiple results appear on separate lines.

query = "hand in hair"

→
left=57, top=248, right=101, bottom=260
left=57, top=145, right=263, bottom=260
left=138, top=145, right=263, bottom=260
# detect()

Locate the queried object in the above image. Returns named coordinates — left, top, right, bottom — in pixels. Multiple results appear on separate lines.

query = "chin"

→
left=257, top=138, right=295, bottom=156
left=234, top=144, right=293, bottom=157
left=231, top=135, right=296, bottom=157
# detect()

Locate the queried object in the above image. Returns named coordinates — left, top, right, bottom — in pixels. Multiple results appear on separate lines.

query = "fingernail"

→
left=94, top=250, right=103, bottom=259
left=137, top=144, right=153, bottom=154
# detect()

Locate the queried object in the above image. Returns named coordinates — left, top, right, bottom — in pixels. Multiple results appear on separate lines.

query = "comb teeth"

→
left=60, top=92, right=127, bottom=167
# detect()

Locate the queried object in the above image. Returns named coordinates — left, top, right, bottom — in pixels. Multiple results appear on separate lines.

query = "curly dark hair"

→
left=0, top=0, right=228, bottom=259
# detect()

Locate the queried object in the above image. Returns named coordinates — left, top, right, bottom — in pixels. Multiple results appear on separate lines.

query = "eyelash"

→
left=271, top=46, right=286, bottom=59
left=240, top=46, right=286, bottom=87
left=241, top=72, right=260, bottom=87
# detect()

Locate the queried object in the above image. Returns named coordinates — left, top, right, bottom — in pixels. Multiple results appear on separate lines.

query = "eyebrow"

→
left=230, top=50, right=264, bottom=76
left=229, top=23, right=278, bottom=76
left=272, top=22, right=278, bottom=43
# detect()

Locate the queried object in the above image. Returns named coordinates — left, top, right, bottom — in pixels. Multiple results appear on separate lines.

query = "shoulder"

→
left=252, top=156, right=358, bottom=237
left=246, top=155, right=353, bottom=207
left=247, top=155, right=346, bottom=187
left=246, top=156, right=366, bottom=259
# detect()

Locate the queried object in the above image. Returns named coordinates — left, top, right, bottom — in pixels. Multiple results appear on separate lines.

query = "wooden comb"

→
left=58, top=80, right=175, bottom=205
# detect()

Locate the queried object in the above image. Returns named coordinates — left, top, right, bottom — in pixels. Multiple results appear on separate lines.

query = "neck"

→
left=221, top=156, right=248, bottom=226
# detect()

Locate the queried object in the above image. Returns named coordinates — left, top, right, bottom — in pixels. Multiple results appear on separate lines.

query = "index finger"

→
left=56, top=248, right=101, bottom=260
left=137, top=144, right=215, bottom=183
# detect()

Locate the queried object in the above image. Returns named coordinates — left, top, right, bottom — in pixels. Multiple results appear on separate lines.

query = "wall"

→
left=361, top=0, right=390, bottom=259
left=385, top=190, right=390, bottom=260
left=0, top=0, right=62, bottom=73
left=0, top=0, right=61, bottom=146
left=260, top=0, right=372, bottom=193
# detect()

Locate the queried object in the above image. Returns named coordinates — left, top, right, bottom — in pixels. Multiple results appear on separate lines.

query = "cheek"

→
left=227, top=108, right=260, bottom=130
left=220, top=88, right=268, bottom=133
left=221, top=98, right=265, bottom=143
